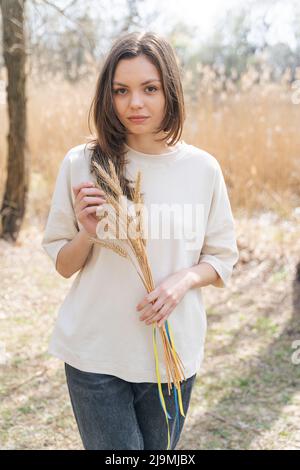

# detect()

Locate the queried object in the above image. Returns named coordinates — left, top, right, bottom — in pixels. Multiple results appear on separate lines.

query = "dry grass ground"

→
left=0, top=210, right=299, bottom=450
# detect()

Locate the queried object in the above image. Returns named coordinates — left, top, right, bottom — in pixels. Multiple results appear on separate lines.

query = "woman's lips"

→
left=128, top=117, right=149, bottom=124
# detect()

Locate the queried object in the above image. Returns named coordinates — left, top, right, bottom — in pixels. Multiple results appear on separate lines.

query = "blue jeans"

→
left=64, top=362, right=197, bottom=450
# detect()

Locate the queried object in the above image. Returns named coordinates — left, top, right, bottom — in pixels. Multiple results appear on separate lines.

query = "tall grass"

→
left=0, top=63, right=299, bottom=227
left=183, top=63, right=300, bottom=216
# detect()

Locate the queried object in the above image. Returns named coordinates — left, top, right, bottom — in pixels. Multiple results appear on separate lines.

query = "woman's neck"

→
left=125, top=135, right=176, bottom=155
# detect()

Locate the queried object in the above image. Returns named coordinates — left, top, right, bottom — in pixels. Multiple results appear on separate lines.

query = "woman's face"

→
left=112, top=55, right=166, bottom=137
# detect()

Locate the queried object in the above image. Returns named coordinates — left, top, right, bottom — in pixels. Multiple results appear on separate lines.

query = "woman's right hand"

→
left=72, top=181, right=106, bottom=237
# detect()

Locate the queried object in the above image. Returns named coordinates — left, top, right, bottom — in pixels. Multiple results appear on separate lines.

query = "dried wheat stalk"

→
left=88, top=158, right=186, bottom=394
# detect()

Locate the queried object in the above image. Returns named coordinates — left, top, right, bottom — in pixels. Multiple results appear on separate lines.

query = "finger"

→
left=83, top=205, right=100, bottom=215
left=142, top=304, right=164, bottom=323
left=141, top=300, right=164, bottom=320
left=72, top=181, right=94, bottom=198
left=139, top=304, right=154, bottom=320
left=146, top=303, right=171, bottom=325
left=137, top=295, right=158, bottom=311
left=137, top=300, right=154, bottom=314
left=158, top=304, right=173, bottom=325
left=79, top=196, right=106, bottom=210
left=79, top=187, right=106, bottom=199
left=76, top=189, right=106, bottom=209
left=145, top=310, right=163, bottom=324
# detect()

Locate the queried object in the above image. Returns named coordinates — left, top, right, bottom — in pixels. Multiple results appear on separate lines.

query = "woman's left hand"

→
left=136, top=268, right=193, bottom=328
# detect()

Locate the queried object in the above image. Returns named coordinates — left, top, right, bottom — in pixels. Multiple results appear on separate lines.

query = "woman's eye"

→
left=113, top=88, right=126, bottom=95
left=145, top=86, right=157, bottom=93
left=112, top=86, right=158, bottom=95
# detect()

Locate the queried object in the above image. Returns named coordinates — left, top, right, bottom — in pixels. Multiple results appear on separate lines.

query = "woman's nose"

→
left=130, top=93, right=144, bottom=107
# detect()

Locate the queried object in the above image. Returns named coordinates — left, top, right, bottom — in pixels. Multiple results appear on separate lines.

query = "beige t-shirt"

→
left=41, top=140, right=239, bottom=382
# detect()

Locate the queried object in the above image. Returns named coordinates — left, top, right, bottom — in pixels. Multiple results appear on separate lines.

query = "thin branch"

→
left=30, top=0, right=95, bottom=51
left=34, top=0, right=79, bottom=16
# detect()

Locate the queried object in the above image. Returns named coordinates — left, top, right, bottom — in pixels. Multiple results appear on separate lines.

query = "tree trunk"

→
left=0, top=0, right=28, bottom=242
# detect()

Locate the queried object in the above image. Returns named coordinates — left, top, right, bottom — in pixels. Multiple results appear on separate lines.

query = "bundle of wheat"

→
left=87, top=157, right=187, bottom=450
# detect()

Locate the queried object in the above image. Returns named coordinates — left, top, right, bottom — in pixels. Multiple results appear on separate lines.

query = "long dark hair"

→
left=86, top=31, right=186, bottom=201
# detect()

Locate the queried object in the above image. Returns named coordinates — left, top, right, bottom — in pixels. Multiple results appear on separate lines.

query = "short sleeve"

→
left=198, top=160, right=239, bottom=288
left=41, top=150, right=79, bottom=271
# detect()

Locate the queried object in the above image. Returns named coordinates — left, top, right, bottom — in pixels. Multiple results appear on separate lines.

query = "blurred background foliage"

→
left=1, top=0, right=300, bottom=224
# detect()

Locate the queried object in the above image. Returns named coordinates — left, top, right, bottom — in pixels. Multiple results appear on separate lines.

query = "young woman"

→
left=42, top=31, right=239, bottom=450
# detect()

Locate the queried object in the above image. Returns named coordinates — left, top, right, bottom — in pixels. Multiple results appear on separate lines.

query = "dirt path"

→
left=0, top=212, right=299, bottom=449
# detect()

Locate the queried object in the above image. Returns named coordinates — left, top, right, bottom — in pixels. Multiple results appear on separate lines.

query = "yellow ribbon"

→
left=152, top=321, right=186, bottom=450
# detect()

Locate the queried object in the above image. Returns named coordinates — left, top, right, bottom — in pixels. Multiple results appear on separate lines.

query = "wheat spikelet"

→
left=95, top=172, right=145, bottom=253
left=93, top=160, right=123, bottom=196
left=108, top=159, right=123, bottom=195
left=133, top=170, right=141, bottom=205
left=92, top=239, right=129, bottom=258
